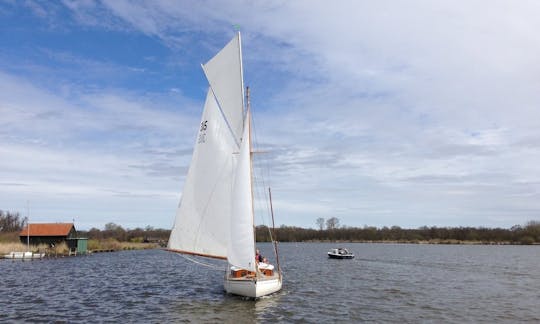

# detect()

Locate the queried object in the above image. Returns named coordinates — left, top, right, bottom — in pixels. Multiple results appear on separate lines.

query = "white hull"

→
left=3, top=251, right=44, bottom=260
left=224, top=276, right=282, bottom=298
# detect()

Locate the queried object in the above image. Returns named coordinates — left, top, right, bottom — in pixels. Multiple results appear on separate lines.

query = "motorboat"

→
left=328, top=248, right=354, bottom=259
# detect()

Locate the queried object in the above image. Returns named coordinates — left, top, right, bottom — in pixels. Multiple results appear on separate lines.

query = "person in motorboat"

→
left=328, top=247, right=354, bottom=258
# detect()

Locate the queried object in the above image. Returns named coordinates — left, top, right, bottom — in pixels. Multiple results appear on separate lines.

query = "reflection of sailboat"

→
left=166, top=32, right=282, bottom=298
left=169, top=290, right=282, bottom=322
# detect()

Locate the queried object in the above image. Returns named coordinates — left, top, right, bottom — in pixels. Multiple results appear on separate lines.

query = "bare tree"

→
left=326, top=217, right=340, bottom=230
left=0, top=210, right=24, bottom=232
left=316, top=217, right=325, bottom=231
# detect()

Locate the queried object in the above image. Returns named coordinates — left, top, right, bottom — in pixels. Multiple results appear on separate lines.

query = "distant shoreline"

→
left=272, top=240, right=540, bottom=245
left=256, top=223, right=540, bottom=245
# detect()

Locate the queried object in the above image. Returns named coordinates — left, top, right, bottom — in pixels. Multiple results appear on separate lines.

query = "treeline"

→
left=256, top=221, right=540, bottom=244
left=79, top=223, right=170, bottom=243
left=0, top=210, right=25, bottom=232
left=3, top=209, right=540, bottom=244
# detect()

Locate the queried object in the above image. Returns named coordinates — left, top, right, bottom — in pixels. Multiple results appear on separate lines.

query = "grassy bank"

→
left=0, top=233, right=158, bottom=256
left=0, top=242, right=69, bottom=255
left=0, top=242, right=33, bottom=254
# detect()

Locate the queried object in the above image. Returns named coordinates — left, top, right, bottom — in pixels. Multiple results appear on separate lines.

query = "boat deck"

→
left=227, top=272, right=280, bottom=281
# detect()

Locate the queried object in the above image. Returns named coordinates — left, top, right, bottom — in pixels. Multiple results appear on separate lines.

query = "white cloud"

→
left=3, top=1, right=540, bottom=228
left=0, top=70, right=200, bottom=228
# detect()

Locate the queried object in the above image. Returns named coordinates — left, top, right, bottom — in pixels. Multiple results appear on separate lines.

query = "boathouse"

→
left=18, top=223, right=88, bottom=254
left=20, top=223, right=77, bottom=246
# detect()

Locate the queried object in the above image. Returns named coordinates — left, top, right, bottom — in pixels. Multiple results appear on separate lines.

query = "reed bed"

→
left=0, top=242, right=50, bottom=254
left=88, top=239, right=158, bottom=251
left=118, top=241, right=158, bottom=250
left=49, top=242, right=69, bottom=255
left=0, top=242, right=27, bottom=254
left=1, top=237, right=158, bottom=255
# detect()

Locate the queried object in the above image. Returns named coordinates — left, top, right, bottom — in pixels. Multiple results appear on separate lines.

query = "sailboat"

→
left=166, top=32, right=282, bottom=298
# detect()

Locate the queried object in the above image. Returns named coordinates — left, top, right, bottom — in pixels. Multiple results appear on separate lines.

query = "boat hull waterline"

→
left=327, top=248, right=354, bottom=259
left=328, top=253, right=354, bottom=259
left=224, top=277, right=282, bottom=298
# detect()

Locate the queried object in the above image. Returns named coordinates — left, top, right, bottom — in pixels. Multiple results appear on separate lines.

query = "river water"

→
left=1, top=243, right=539, bottom=323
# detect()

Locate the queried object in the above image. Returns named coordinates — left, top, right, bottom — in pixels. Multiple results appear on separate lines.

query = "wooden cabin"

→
left=19, top=223, right=77, bottom=246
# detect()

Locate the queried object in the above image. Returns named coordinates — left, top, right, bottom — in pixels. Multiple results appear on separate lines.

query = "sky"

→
left=1, top=1, right=539, bottom=230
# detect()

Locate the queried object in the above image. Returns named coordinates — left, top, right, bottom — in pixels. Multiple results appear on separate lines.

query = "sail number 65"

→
left=200, top=120, right=208, bottom=132
left=198, top=120, right=208, bottom=143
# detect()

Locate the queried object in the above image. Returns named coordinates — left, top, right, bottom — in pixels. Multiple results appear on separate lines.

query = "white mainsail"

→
left=227, top=110, right=256, bottom=271
left=168, top=33, right=245, bottom=259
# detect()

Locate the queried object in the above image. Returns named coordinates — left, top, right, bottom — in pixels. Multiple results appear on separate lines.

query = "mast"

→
left=246, top=86, right=257, bottom=272
left=269, top=187, right=282, bottom=279
left=26, top=201, right=30, bottom=251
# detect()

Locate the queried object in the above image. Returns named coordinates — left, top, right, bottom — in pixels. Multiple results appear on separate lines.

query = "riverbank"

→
left=0, top=240, right=159, bottom=258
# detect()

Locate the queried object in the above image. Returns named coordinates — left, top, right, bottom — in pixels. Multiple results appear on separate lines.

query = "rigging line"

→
left=251, top=115, right=273, bottom=221
left=251, top=112, right=277, bottom=245
left=253, top=132, right=275, bottom=233
left=248, top=87, right=276, bottom=247
left=180, top=253, right=224, bottom=271
left=250, top=110, right=270, bottom=195
left=252, top=145, right=270, bottom=227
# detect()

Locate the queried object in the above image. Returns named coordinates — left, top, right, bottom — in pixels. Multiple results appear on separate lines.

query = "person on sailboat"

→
left=255, top=249, right=264, bottom=263
left=256, top=248, right=271, bottom=264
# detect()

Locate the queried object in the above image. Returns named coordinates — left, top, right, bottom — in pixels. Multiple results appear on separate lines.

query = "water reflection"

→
left=166, top=288, right=284, bottom=322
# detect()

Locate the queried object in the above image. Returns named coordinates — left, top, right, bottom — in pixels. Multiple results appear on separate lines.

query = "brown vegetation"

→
left=0, top=242, right=29, bottom=254
left=0, top=231, right=20, bottom=243
left=0, top=242, right=52, bottom=254
left=87, top=238, right=158, bottom=251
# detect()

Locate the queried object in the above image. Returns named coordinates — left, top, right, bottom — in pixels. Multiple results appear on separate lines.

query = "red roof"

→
left=19, top=223, right=75, bottom=237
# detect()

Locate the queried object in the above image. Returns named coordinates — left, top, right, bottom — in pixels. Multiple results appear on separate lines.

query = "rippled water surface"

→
left=1, top=243, right=540, bottom=322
